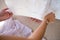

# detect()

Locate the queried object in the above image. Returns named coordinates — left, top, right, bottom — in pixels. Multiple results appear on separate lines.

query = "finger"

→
left=49, top=17, right=55, bottom=23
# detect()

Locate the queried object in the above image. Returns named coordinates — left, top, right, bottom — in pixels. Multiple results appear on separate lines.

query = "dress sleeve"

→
left=45, top=0, right=56, bottom=14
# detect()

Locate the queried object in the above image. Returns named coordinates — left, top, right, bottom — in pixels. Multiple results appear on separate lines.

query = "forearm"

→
left=28, top=20, right=48, bottom=40
left=0, top=35, right=32, bottom=40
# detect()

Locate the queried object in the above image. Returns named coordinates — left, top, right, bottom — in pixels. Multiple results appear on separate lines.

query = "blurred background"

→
left=0, top=0, right=60, bottom=40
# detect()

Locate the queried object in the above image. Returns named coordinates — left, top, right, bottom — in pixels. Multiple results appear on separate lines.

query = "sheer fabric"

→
left=5, top=0, right=60, bottom=20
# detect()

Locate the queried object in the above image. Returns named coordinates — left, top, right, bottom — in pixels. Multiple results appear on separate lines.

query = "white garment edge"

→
left=4, top=0, right=60, bottom=20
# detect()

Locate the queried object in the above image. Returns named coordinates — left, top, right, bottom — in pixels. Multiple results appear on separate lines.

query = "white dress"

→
left=50, top=0, right=60, bottom=19
left=4, top=0, right=60, bottom=20
left=0, top=17, right=32, bottom=38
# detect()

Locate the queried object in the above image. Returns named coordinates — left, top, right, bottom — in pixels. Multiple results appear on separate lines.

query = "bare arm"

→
left=28, top=20, right=48, bottom=40
left=0, top=35, right=31, bottom=40
left=0, top=13, right=55, bottom=40
left=0, top=20, right=48, bottom=40
left=28, top=13, right=55, bottom=40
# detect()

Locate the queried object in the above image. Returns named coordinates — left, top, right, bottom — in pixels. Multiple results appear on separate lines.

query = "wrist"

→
left=42, top=19, right=49, bottom=24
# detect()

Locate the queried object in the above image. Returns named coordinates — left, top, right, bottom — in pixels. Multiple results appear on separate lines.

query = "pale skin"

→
left=0, top=9, right=55, bottom=40
left=0, top=8, right=13, bottom=21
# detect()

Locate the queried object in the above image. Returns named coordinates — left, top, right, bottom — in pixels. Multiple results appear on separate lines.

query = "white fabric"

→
left=50, top=0, right=60, bottom=19
left=0, top=18, right=32, bottom=37
left=4, top=0, right=60, bottom=20
left=0, top=21, right=6, bottom=29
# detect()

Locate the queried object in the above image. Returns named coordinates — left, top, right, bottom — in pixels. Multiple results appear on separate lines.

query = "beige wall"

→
left=0, top=0, right=60, bottom=40
left=45, top=20, right=60, bottom=40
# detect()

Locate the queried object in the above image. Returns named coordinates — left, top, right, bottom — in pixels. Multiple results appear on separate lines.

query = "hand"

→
left=0, top=8, right=13, bottom=21
left=44, top=12, right=55, bottom=23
